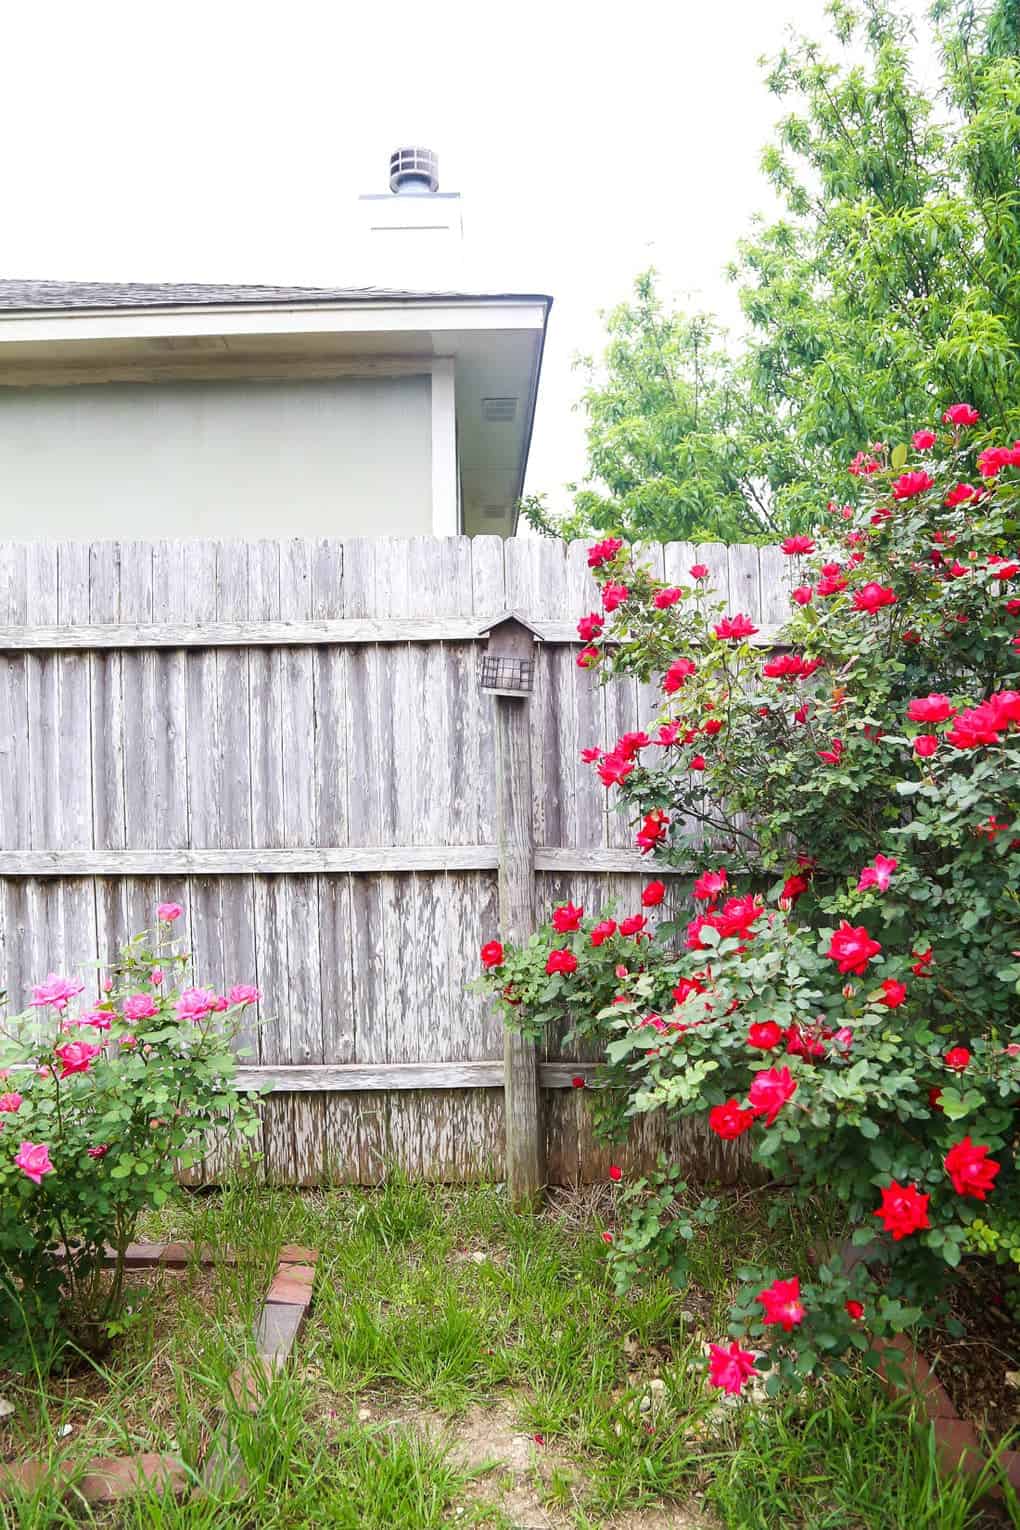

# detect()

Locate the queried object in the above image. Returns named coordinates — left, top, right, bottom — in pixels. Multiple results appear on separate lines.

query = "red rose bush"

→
left=0, top=911, right=263, bottom=1370
left=479, top=409, right=1020, bottom=1393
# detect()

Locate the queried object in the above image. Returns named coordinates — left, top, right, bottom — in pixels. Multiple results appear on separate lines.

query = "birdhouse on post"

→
left=477, top=609, right=545, bottom=1206
left=478, top=611, right=544, bottom=697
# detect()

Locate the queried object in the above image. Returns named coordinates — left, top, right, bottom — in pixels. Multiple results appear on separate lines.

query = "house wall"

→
left=0, top=374, right=433, bottom=539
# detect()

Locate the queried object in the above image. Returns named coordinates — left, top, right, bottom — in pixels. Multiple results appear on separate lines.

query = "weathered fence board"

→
left=0, top=535, right=780, bottom=1185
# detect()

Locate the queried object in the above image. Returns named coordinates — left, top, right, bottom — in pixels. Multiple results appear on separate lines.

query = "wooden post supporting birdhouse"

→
left=478, top=612, right=545, bottom=1206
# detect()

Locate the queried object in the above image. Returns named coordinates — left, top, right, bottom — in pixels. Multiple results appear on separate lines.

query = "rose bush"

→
left=479, top=409, right=1020, bottom=1394
left=0, top=909, right=262, bottom=1371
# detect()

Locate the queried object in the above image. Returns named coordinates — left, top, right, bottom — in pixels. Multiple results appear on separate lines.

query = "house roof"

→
left=0, top=280, right=552, bottom=537
left=0, top=279, right=549, bottom=313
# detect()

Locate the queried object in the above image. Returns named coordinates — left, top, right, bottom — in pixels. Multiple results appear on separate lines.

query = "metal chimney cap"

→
left=389, top=146, right=439, bottom=195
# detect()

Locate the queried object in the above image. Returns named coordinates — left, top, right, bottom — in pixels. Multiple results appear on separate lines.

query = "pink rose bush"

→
left=0, top=917, right=263, bottom=1371
left=478, top=411, right=1020, bottom=1391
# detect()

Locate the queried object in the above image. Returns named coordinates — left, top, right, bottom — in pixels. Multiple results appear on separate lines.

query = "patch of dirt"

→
left=356, top=1398, right=709, bottom=1529
left=0, top=1264, right=234, bottom=1464
left=920, top=1262, right=1020, bottom=1441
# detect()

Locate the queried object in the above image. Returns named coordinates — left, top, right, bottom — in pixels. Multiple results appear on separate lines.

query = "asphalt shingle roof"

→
left=0, top=279, right=544, bottom=313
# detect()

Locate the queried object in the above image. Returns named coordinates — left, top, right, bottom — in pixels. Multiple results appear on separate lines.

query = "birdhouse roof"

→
left=474, top=610, right=545, bottom=640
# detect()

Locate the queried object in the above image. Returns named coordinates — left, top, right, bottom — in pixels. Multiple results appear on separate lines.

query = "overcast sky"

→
left=3, top=0, right=931, bottom=507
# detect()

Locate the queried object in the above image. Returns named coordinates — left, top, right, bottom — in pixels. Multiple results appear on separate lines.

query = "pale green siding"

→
left=0, top=374, right=432, bottom=539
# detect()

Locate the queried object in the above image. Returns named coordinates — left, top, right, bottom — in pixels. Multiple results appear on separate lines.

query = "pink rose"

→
left=87, top=1144, right=109, bottom=1159
left=15, top=1141, right=54, bottom=1184
left=156, top=902, right=184, bottom=923
left=122, top=993, right=159, bottom=1021
left=30, top=974, right=85, bottom=1012
left=227, top=984, right=261, bottom=1007
left=174, top=987, right=217, bottom=1022
left=0, top=1092, right=23, bottom=1114
left=54, top=1041, right=102, bottom=1079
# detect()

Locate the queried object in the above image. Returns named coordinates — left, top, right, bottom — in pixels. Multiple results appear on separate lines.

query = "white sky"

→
left=2, top=0, right=931, bottom=508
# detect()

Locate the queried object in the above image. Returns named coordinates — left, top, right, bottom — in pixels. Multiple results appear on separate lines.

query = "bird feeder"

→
left=477, top=611, right=544, bottom=697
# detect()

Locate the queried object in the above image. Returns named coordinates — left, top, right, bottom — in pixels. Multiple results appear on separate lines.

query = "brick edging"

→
left=874, top=1333, right=1020, bottom=1496
left=1, top=1241, right=318, bottom=1505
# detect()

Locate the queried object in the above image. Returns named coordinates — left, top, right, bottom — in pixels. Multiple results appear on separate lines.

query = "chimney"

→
left=389, top=146, right=440, bottom=195
left=355, top=146, right=464, bottom=289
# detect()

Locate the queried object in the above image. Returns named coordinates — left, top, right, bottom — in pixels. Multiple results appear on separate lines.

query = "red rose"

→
left=545, top=949, right=578, bottom=976
left=597, top=751, right=633, bottom=788
left=827, top=921, right=881, bottom=976
left=892, top=470, right=934, bottom=499
left=602, top=582, right=630, bottom=612
left=608, top=1164, right=623, bottom=1182
left=693, top=868, right=727, bottom=903
left=943, top=403, right=980, bottom=426
left=845, top=1299, right=865, bottom=1320
left=689, top=754, right=706, bottom=772
left=577, top=612, right=604, bottom=641
left=912, top=429, right=937, bottom=450
left=747, top=1066, right=797, bottom=1125
left=708, top=1340, right=758, bottom=1395
left=791, top=585, right=814, bottom=605
left=641, top=881, right=666, bottom=907
left=817, top=739, right=843, bottom=765
left=576, top=646, right=600, bottom=669
left=780, top=873, right=810, bottom=905
left=856, top=855, right=897, bottom=894
left=708, top=1099, right=757, bottom=1139
left=587, top=537, right=623, bottom=568
left=747, top=1021, right=784, bottom=1050
left=481, top=941, right=504, bottom=970
left=907, top=693, right=955, bottom=724
left=878, top=978, right=907, bottom=1008
left=944, top=1136, right=1000, bottom=1200
left=663, top=656, right=697, bottom=694
left=852, top=582, right=897, bottom=614
left=781, top=536, right=815, bottom=555
left=873, top=1181, right=930, bottom=1240
left=848, top=451, right=880, bottom=476
left=757, top=1276, right=805, bottom=1332
left=714, top=613, right=759, bottom=641
left=636, top=810, right=669, bottom=852
left=689, top=563, right=709, bottom=579
left=619, top=914, right=647, bottom=937
left=914, top=734, right=939, bottom=758
left=552, top=902, right=584, bottom=934
left=943, top=1045, right=971, bottom=1072
left=590, top=919, right=617, bottom=947
left=571, top=1075, right=586, bottom=1089
left=928, top=1085, right=943, bottom=1112
left=654, top=586, right=683, bottom=608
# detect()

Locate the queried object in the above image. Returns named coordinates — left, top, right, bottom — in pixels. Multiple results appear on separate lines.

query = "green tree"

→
left=541, top=0, right=1020, bottom=543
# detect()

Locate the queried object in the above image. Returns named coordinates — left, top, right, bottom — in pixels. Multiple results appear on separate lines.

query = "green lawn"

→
left=1, top=1176, right=1015, bottom=1529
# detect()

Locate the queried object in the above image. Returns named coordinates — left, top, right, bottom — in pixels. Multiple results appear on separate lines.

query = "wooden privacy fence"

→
left=0, top=534, right=791, bottom=1185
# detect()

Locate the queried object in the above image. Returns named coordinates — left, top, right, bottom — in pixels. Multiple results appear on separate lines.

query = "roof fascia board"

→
left=0, top=299, right=549, bottom=347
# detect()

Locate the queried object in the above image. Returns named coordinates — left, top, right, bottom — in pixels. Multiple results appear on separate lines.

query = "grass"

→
left=0, top=1172, right=1016, bottom=1528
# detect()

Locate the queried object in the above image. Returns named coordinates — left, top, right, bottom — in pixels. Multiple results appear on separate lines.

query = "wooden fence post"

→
left=484, top=624, right=545, bottom=1204
left=494, top=696, right=544, bottom=1203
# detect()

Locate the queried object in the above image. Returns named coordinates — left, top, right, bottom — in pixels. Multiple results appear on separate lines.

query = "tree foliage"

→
left=536, top=0, right=1020, bottom=543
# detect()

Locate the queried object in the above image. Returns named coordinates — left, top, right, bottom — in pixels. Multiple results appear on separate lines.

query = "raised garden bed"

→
left=0, top=1241, right=316, bottom=1507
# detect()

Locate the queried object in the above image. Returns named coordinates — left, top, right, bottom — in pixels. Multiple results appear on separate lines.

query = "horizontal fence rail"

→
left=0, top=534, right=786, bottom=1185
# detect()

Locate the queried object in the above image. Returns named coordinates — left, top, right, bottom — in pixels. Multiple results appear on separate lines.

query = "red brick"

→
left=158, top=1242, right=193, bottom=1268
left=933, top=1419, right=984, bottom=1479
left=278, top=1244, right=318, bottom=1265
left=76, top=1453, right=189, bottom=1504
left=873, top=1335, right=956, bottom=1420
left=227, top=1360, right=275, bottom=1411
left=0, top=1459, right=63, bottom=1496
left=267, top=1270, right=314, bottom=1306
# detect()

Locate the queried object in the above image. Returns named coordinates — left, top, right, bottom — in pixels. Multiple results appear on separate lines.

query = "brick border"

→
left=874, top=1333, right=1020, bottom=1497
left=1, top=1241, right=317, bottom=1505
